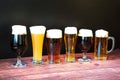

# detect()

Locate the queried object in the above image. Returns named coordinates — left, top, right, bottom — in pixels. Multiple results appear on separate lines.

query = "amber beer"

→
left=46, top=29, right=62, bottom=64
left=64, top=27, right=77, bottom=62
left=30, top=26, right=46, bottom=64
left=94, top=29, right=115, bottom=60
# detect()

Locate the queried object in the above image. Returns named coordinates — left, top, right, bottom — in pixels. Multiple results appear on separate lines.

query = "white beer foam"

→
left=65, top=27, right=77, bottom=34
left=30, top=26, right=46, bottom=34
left=12, top=25, right=27, bottom=34
left=95, top=29, right=108, bottom=37
left=78, top=29, right=93, bottom=37
left=46, top=29, right=62, bottom=38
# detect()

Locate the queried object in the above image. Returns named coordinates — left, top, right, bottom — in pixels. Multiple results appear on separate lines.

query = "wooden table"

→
left=0, top=49, right=120, bottom=80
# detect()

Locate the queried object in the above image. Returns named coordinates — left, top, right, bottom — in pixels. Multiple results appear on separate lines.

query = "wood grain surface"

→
left=0, top=49, right=120, bottom=80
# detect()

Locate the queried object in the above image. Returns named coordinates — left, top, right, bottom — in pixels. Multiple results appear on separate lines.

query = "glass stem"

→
left=16, top=52, right=22, bottom=66
left=82, top=52, right=87, bottom=59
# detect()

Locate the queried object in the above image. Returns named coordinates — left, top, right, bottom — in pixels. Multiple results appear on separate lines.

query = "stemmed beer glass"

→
left=77, top=29, right=93, bottom=62
left=11, top=25, right=28, bottom=68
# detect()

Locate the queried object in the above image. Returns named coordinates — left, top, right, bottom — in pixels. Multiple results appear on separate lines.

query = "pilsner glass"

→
left=11, top=25, right=28, bottom=68
left=30, top=26, right=46, bottom=64
left=46, top=29, right=62, bottom=64
left=64, top=27, right=77, bottom=62
left=77, top=29, right=93, bottom=62
left=94, top=29, right=115, bottom=60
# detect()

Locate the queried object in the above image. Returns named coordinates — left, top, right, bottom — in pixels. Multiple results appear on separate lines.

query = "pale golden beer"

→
left=30, top=26, right=46, bottom=64
left=64, top=27, right=77, bottom=62
left=46, top=29, right=62, bottom=64
left=94, top=29, right=115, bottom=60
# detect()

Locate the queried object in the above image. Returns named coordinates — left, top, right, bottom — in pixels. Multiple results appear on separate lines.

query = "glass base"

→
left=66, top=59, right=75, bottom=63
left=32, top=60, right=43, bottom=65
left=12, top=62, right=26, bottom=68
left=49, top=61, right=60, bottom=64
left=49, top=60, right=54, bottom=64
left=78, top=57, right=91, bottom=62
left=65, top=57, right=75, bottom=63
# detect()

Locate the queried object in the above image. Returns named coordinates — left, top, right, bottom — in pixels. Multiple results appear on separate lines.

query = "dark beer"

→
left=11, top=25, right=27, bottom=68
left=11, top=34, right=28, bottom=54
left=77, top=36, right=93, bottom=52
left=77, top=29, right=93, bottom=62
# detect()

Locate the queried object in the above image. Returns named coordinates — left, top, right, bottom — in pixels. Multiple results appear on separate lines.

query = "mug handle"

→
left=107, top=37, right=115, bottom=53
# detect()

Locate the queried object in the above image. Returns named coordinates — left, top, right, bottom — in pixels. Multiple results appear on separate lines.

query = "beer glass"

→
left=30, top=26, right=46, bottom=64
left=46, top=29, right=62, bottom=64
left=77, top=29, right=93, bottom=62
left=94, top=29, right=115, bottom=60
left=11, top=25, right=28, bottom=68
left=64, top=27, right=77, bottom=62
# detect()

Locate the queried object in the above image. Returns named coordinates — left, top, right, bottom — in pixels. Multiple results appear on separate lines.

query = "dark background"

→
left=0, top=0, right=120, bottom=59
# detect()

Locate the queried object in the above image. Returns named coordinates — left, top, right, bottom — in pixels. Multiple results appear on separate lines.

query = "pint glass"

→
left=30, top=26, right=46, bottom=64
left=46, top=29, right=62, bottom=64
left=64, top=27, right=77, bottom=62
left=94, top=29, right=115, bottom=60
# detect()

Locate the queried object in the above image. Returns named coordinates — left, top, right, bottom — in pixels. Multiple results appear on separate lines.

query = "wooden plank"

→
left=0, top=49, right=120, bottom=80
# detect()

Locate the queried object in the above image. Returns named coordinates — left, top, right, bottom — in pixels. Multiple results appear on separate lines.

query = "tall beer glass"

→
left=46, top=29, right=62, bottom=64
left=94, top=29, right=115, bottom=60
left=64, top=27, right=77, bottom=62
left=11, top=25, right=28, bottom=68
left=77, top=29, right=93, bottom=62
left=30, top=26, right=46, bottom=64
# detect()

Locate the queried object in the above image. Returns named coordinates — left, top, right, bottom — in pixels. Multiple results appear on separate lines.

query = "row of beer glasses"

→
left=11, top=25, right=115, bottom=68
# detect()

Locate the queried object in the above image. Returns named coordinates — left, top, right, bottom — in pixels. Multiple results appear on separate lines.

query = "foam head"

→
left=78, top=29, right=93, bottom=37
left=46, top=29, right=62, bottom=38
left=95, top=29, right=108, bottom=37
left=65, top=27, right=77, bottom=34
left=30, top=26, right=46, bottom=34
left=12, top=25, right=27, bottom=34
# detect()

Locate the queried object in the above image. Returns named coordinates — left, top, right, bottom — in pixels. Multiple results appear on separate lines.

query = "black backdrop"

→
left=0, top=0, right=120, bottom=59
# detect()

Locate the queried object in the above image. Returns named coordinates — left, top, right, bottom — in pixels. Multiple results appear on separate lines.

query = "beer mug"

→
left=30, top=26, right=46, bottom=64
left=94, top=29, right=115, bottom=60
left=64, top=27, right=77, bottom=62
left=46, top=29, right=62, bottom=64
